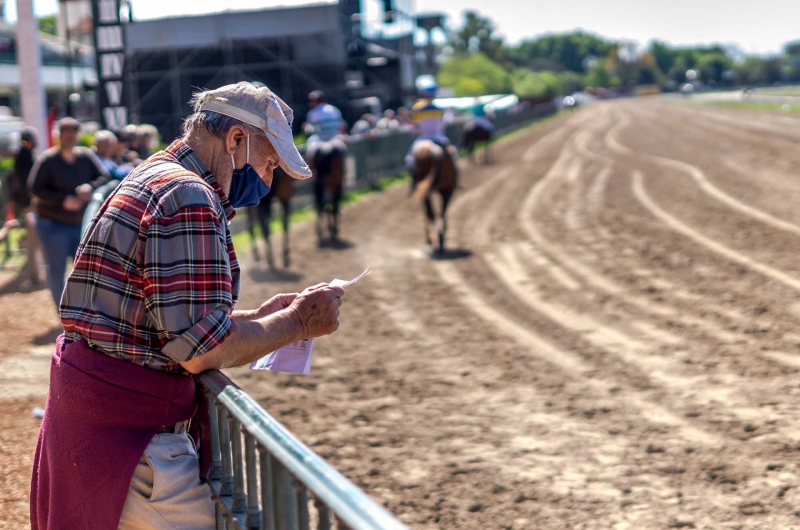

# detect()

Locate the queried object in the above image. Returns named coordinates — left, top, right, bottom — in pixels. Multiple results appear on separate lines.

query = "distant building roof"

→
left=130, top=0, right=337, bottom=22
left=126, top=2, right=343, bottom=51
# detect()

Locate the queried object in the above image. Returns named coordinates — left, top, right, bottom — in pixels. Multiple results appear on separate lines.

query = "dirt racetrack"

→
left=4, top=98, right=800, bottom=529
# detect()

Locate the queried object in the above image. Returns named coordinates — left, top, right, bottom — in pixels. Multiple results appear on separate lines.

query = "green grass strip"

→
left=705, top=101, right=800, bottom=113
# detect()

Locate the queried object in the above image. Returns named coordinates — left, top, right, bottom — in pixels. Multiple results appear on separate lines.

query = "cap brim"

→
left=262, top=93, right=313, bottom=180
left=265, top=131, right=313, bottom=180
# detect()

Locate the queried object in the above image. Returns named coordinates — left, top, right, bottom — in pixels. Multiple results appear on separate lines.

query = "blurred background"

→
left=4, top=1, right=800, bottom=529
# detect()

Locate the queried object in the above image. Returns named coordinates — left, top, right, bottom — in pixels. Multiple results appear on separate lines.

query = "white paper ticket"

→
left=329, top=267, right=371, bottom=288
left=250, top=268, right=370, bottom=374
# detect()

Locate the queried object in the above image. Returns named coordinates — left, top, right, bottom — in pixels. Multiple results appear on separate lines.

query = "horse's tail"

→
left=411, top=141, right=443, bottom=203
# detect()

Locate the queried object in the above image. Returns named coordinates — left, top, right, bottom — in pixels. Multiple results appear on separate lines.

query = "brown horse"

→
left=410, top=140, right=459, bottom=253
left=246, top=167, right=293, bottom=268
left=310, top=140, right=346, bottom=245
left=462, top=120, right=494, bottom=165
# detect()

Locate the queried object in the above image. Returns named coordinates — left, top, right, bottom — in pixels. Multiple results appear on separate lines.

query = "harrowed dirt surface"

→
left=4, top=99, right=800, bottom=529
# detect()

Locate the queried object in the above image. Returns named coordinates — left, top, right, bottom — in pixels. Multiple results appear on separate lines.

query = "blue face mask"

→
left=228, top=135, right=271, bottom=208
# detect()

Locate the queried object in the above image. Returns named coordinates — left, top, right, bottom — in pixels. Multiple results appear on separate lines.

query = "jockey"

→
left=471, top=97, right=495, bottom=134
left=405, top=81, right=451, bottom=168
left=304, top=90, right=346, bottom=161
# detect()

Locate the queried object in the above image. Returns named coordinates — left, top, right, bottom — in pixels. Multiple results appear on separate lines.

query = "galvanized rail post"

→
left=197, top=371, right=406, bottom=530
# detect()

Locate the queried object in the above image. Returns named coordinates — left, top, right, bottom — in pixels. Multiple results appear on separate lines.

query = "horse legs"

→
left=423, top=196, right=435, bottom=248
left=314, top=176, right=326, bottom=246
left=281, top=200, right=291, bottom=268
left=259, top=198, right=275, bottom=269
left=329, top=183, right=342, bottom=242
left=245, top=207, right=260, bottom=262
left=438, top=188, right=455, bottom=253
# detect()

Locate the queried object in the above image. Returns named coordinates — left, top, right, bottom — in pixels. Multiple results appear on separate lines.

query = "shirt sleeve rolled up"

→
left=141, top=203, right=236, bottom=363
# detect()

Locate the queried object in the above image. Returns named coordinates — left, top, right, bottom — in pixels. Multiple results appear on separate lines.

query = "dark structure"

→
left=124, top=0, right=416, bottom=141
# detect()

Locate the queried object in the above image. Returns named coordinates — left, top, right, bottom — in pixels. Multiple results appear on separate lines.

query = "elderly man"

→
left=30, top=82, right=344, bottom=530
left=27, top=117, right=110, bottom=306
left=93, top=129, right=134, bottom=178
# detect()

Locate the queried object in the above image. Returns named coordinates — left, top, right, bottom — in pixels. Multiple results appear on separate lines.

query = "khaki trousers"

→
left=118, top=433, right=215, bottom=530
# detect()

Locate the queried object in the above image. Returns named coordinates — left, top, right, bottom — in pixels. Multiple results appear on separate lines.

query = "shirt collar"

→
left=165, top=139, right=235, bottom=221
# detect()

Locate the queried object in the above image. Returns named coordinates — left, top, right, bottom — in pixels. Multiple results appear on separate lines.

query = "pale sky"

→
left=6, top=0, right=800, bottom=55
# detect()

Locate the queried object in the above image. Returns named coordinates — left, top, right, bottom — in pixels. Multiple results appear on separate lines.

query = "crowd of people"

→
left=1, top=79, right=504, bottom=529
left=4, top=83, right=493, bottom=312
left=4, top=122, right=157, bottom=306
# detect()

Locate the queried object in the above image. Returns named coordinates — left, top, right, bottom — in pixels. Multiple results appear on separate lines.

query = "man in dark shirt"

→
left=27, top=117, right=110, bottom=306
left=12, top=127, right=36, bottom=212
left=12, top=127, right=42, bottom=285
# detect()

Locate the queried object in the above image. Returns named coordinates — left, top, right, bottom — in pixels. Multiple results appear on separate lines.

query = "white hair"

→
left=94, top=129, right=118, bottom=145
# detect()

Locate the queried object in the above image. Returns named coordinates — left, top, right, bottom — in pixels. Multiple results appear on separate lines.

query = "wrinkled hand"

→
left=257, top=293, right=298, bottom=319
left=63, top=195, right=85, bottom=212
left=75, top=184, right=93, bottom=202
left=286, top=283, right=344, bottom=339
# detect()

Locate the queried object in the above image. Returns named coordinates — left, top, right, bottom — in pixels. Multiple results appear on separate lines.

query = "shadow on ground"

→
left=317, top=239, right=356, bottom=251
left=0, top=271, right=45, bottom=298
left=429, top=248, right=473, bottom=261
left=247, top=267, right=304, bottom=284
left=31, top=325, right=62, bottom=347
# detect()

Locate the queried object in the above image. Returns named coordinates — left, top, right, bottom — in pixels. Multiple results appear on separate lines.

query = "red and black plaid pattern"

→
left=61, top=140, right=240, bottom=372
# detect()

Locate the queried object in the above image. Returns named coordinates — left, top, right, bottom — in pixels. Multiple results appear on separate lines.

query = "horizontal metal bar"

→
left=198, top=371, right=405, bottom=530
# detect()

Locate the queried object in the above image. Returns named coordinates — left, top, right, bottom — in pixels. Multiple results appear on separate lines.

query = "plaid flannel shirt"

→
left=60, top=140, right=240, bottom=373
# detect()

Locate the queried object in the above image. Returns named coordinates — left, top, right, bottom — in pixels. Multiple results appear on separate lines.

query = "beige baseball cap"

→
left=197, top=82, right=312, bottom=180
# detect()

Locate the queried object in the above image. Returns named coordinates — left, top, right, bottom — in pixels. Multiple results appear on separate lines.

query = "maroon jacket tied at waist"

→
left=30, top=334, right=210, bottom=530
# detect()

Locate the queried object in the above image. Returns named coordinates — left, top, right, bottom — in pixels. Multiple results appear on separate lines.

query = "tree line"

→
left=438, top=11, right=800, bottom=98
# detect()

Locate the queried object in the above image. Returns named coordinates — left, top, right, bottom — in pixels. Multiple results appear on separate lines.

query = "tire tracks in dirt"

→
left=608, top=107, right=800, bottom=239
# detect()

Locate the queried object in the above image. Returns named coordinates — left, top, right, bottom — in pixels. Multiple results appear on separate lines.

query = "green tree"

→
left=668, top=56, right=689, bottom=83
left=511, top=69, right=569, bottom=97
left=438, top=53, right=511, bottom=96
left=649, top=41, right=677, bottom=76
left=38, top=15, right=57, bottom=35
left=453, top=77, right=486, bottom=97
left=507, top=32, right=617, bottom=72
left=696, top=53, right=732, bottom=83
left=585, top=63, right=616, bottom=88
left=786, top=40, right=800, bottom=57
left=449, top=11, right=504, bottom=62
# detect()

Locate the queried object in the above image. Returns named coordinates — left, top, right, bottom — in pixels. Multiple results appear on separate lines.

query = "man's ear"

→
left=225, top=126, right=247, bottom=155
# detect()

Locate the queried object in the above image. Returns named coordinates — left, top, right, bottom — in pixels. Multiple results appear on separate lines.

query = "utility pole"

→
left=16, top=0, right=48, bottom=148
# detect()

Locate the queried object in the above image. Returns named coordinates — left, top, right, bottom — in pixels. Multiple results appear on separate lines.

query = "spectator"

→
left=30, top=81, right=343, bottom=530
left=11, top=127, right=36, bottom=211
left=350, top=113, right=377, bottom=136
left=11, top=126, right=42, bottom=285
left=122, top=124, right=142, bottom=164
left=135, top=124, right=159, bottom=160
left=27, top=117, right=110, bottom=306
left=0, top=218, right=19, bottom=240
left=93, top=130, right=134, bottom=178
left=116, top=129, right=143, bottom=167
left=396, top=106, right=414, bottom=131
left=376, top=109, right=399, bottom=131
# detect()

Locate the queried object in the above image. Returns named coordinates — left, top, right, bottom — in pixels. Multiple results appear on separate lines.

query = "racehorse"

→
left=410, top=140, right=459, bottom=253
left=246, top=166, right=293, bottom=268
left=310, top=141, right=346, bottom=245
left=462, top=120, right=494, bottom=165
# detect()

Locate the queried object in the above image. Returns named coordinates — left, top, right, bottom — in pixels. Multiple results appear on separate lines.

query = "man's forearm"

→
left=231, top=309, right=259, bottom=322
left=180, top=308, right=303, bottom=374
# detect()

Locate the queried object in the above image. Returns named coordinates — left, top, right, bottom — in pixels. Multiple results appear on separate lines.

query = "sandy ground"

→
left=4, top=99, right=800, bottom=529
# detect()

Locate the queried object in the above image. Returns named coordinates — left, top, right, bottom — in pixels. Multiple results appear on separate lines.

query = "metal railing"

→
left=197, top=370, right=407, bottom=530
left=344, top=100, right=558, bottom=187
